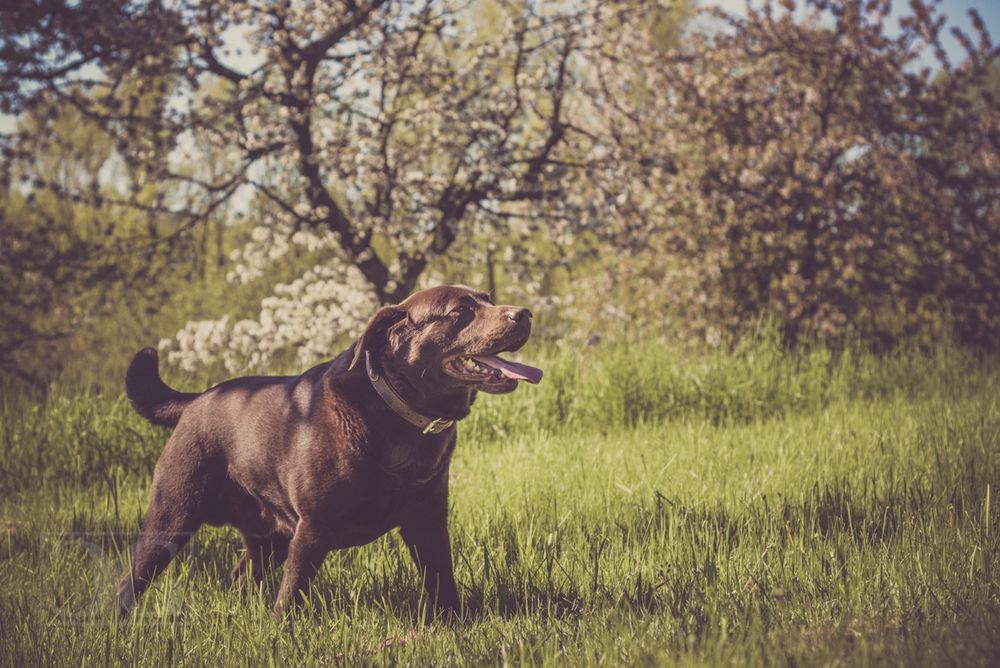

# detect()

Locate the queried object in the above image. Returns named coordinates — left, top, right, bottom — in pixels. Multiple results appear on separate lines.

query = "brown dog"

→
left=117, top=285, right=542, bottom=617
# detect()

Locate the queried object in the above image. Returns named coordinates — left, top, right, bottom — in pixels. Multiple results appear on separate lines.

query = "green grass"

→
left=1, top=339, right=999, bottom=666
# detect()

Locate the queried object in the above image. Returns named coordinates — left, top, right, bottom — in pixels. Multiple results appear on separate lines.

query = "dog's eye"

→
left=450, top=303, right=473, bottom=316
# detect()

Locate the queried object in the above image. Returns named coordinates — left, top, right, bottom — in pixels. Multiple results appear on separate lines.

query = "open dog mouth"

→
left=442, top=353, right=543, bottom=389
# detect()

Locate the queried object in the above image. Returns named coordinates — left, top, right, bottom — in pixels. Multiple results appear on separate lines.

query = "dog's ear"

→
left=349, top=305, right=408, bottom=371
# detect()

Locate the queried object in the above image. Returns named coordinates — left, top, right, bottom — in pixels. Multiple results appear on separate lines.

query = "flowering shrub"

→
left=589, top=0, right=1000, bottom=347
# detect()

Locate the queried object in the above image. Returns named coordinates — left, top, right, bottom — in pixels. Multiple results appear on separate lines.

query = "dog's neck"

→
left=365, top=351, right=473, bottom=428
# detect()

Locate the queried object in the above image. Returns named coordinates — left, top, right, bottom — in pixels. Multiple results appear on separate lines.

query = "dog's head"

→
left=350, top=285, right=542, bottom=416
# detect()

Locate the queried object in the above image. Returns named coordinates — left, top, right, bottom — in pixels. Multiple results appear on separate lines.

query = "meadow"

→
left=1, top=337, right=998, bottom=666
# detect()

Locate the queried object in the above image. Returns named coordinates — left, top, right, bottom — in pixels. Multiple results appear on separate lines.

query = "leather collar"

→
left=364, top=351, right=455, bottom=435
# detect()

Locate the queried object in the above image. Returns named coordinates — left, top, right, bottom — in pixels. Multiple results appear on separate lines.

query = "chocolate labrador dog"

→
left=117, top=285, right=542, bottom=617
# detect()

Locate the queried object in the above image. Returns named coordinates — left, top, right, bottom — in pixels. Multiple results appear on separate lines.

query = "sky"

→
left=713, top=0, right=999, bottom=62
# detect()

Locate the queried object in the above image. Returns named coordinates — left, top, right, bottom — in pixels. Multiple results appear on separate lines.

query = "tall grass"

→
left=3, top=336, right=987, bottom=492
left=1, top=338, right=998, bottom=665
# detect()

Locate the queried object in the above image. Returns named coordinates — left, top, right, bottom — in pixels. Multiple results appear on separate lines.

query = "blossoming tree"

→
left=4, top=0, right=670, bottom=371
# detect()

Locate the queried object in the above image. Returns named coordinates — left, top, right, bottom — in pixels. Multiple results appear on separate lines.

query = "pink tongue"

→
left=474, top=355, right=543, bottom=384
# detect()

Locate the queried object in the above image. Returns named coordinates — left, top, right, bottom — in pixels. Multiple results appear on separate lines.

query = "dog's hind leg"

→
left=117, top=440, right=213, bottom=616
left=272, top=523, right=329, bottom=617
left=231, top=533, right=290, bottom=588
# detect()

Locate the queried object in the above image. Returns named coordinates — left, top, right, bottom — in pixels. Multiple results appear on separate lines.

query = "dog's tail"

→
left=125, top=348, right=199, bottom=427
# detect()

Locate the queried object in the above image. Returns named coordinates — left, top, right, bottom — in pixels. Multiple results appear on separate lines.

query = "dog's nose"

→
left=507, top=308, right=532, bottom=324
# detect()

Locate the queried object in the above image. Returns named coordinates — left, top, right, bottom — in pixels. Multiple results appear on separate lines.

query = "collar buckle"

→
left=422, top=417, right=454, bottom=434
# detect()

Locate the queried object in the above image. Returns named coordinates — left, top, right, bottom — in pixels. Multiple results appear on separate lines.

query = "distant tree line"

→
left=0, top=0, right=997, bottom=384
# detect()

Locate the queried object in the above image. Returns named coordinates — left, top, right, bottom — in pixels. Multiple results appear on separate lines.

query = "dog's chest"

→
left=371, top=432, right=454, bottom=486
left=328, top=493, right=401, bottom=548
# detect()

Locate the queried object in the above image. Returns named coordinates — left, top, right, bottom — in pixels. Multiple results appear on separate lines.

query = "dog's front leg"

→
left=272, top=522, right=328, bottom=617
left=399, top=510, right=461, bottom=615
